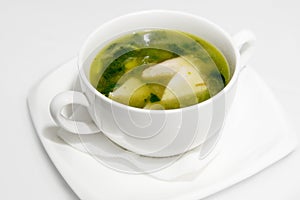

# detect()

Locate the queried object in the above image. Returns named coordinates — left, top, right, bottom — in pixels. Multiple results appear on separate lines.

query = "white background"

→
left=1, top=0, right=300, bottom=199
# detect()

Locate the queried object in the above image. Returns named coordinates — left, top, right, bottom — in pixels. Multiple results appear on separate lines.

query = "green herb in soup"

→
left=90, top=29, right=230, bottom=109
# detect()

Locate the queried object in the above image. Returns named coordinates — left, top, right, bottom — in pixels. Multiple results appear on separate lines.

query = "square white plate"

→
left=28, top=58, right=297, bottom=200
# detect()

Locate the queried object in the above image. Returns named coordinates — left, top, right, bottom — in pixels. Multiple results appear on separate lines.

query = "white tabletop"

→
left=1, top=0, right=299, bottom=199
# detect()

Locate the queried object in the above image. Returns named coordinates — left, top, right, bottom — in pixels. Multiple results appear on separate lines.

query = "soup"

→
left=90, top=29, right=230, bottom=109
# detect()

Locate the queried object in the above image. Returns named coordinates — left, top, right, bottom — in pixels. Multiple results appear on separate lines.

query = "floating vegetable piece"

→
left=109, top=78, right=145, bottom=106
left=161, top=64, right=208, bottom=107
left=142, top=57, right=190, bottom=80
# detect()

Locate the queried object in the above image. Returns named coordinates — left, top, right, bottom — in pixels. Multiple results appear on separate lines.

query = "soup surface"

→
left=90, top=29, right=230, bottom=109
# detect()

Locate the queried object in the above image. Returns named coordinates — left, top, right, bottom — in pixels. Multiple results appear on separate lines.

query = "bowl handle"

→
left=232, top=30, right=256, bottom=71
left=50, top=91, right=100, bottom=134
